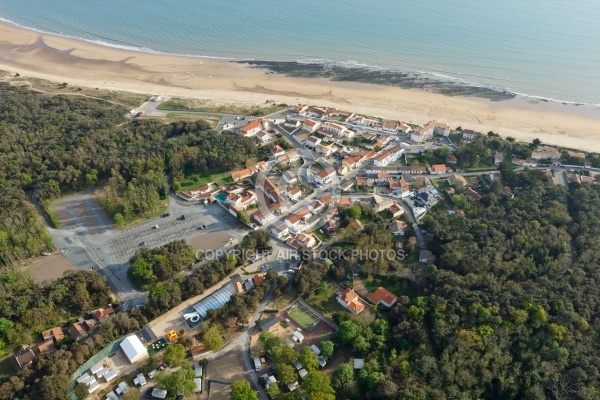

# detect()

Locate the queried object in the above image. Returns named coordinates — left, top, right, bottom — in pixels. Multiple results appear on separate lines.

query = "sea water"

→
left=0, top=0, right=599, bottom=104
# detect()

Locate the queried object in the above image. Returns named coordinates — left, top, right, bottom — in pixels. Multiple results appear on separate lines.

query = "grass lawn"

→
left=307, top=283, right=347, bottom=315
left=312, top=228, right=330, bottom=242
left=288, top=306, right=319, bottom=330
left=180, top=170, right=233, bottom=190
left=270, top=294, right=295, bottom=310
left=359, top=274, right=413, bottom=297
left=0, top=356, right=16, bottom=377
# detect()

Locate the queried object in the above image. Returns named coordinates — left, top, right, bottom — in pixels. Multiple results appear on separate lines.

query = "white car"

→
left=41, top=252, right=51, bottom=256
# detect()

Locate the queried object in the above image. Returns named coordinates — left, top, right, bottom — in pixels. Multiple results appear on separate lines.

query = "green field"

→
left=179, top=169, right=233, bottom=190
left=288, top=306, right=319, bottom=330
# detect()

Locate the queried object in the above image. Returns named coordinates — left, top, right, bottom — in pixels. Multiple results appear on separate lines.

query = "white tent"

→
left=120, top=335, right=148, bottom=363
left=104, top=370, right=118, bottom=382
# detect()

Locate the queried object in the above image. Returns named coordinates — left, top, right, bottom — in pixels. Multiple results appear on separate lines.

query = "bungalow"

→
left=293, top=233, right=317, bottom=249
left=338, top=198, right=353, bottom=208
left=315, top=143, right=334, bottom=157
left=257, top=177, right=283, bottom=203
left=308, top=200, right=326, bottom=214
left=398, top=123, right=412, bottom=133
left=445, top=187, right=456, bottom=195
left=494, top=151, right=505, bottom=165
left=389, top=220, right=407, bottom=235
left=366, top=136, right=390, bottom=150
left=256, top=130, right=273, bottom=142
left=337, top=288, right=365, bottom=314
left=367, top=287, right=399, bottom=308
left=531, top=146, right=561, bottom=160
left=362, top=132, right=376, bottom=141
left=524, top=158, right=538, bottom=167
left=337, top=165, right=349, bottom=176
left=340, top=180, right=355, bottom=192
left=447, top=174, right=467, bottom=187
left=462, top=129, right=478, bottom=140
left=322, top=208, right=341, bottom=232
left=399, top=142, right=427, bottom=155
left=278, top=151, right=301, bottom=164
left=283, top=118, right=302, bottom=129
left=240, top=118, right=269, bottom=137
left=382, top=121, right=400, bottom=133
left=304, top=136, right=322, bottom=149
left=355, top=176, right=369, bottom=186
left=178, top=182, right=219, bottom=201
left=428, top=164, right=451, bottom=175
left=282, top=170, right=299, bottom=184
left=12, top=348, right=36, bottom=370
left=419, top=250, right=436, bottom=264
left=302, top=119, right=322, bottom=133
left=69, top=319, right=96, bottom=341
left=464, top=188, right=482, bottom=201
left=231, top=166, right=258, bottom=182
left=318, top=194, right=335, bottom=204
left=445, top=154, right=458, bottom=164
left=93, top=306, right=115, bottom=323
left=305, top=107, right=328, bottom=118
left=369, top=194, right=394, bottom=212
left=225, top=190, right=258, bottom=210
left=270, top=223, right=290, bottom=239
left=312, top=167, right=337, bottom=185
left=389, top=178, right=410, bottom=197
left=36, top=338, right=57, bottom=355
left=373, top=146, right=404, bottom=167
left=511, top=157, right=526, bottom=166
left=42, top=327, right=65, bottom=342
left=285, top=208, right=311, bottom=232
left=253, top=210, right=274, bottom=226
left=389, top=202, right=405, bottom=218
left=284, top=186, right=303, bottom=201
left=270, top=145, right=286, bottom=157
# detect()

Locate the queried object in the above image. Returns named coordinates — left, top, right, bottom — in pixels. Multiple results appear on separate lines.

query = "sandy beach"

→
left=1, top=21, right=600, bottom=152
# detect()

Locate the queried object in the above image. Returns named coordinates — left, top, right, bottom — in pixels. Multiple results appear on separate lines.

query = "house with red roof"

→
left=367, top=287, right=399, bottom=308
left=337, top=289, right=365, bottom=314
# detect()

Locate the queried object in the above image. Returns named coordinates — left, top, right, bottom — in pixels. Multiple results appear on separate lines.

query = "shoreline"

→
left=2, top=20, right=600, bottom=152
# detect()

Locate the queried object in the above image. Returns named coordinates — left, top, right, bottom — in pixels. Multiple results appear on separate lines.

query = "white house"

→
left=304, top=136, right=322, bottom=149
left=373, top=146, right=404, bottom=167
left=284, top=118, right=302, bottom=129
left=303, top=119, right=322, bottom=133
left=462, top=129, right=477, bottom=140
left=337, top=288, right=365, bottom=314
left=239, top=118, right=269, bottom=137
left=282, top=170, right=299, bottom=184
left=312, top=167, right=337, bottom=185
left=284, top=186, right=303, bottom=201
left=256, top=130, right=273, bottom=142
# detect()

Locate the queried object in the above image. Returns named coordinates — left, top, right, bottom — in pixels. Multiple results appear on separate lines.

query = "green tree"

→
left=333, top=363, right=354, bottom=386
left=230, top=379, right=259, bottom=400
left=299, top=345, right=319, bottom=372
left=302, top=371, right=335, bottom=399
left=40, top=375, right=69, bottom=400
left=155, top=362, right=196, bottom=396
left=276, top=363, right=298, bottom=385
left=113, top=212, right=125, bottom=228
left=163, top=343, right=186, bottom=366
left=259, top=331, right=281, bottom=352
left=74, top=383, right=88, bottom=400
left=320, top=340, right=334, bottom=359
left=201, top=324, right=224, bottom=351
left=265, top=384, right=281, bottom=400
left=350, top=205, right=362, bottom=220
left=337, top=320, right=359, bottom=344
left=238, top=210, right=250, bottom=225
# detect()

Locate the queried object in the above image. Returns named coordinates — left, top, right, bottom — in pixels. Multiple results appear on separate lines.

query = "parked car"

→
left=41, top=252, right=51, bottom=256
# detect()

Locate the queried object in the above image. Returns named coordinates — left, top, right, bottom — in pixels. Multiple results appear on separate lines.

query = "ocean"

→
left=0, top=0, right=599, bottom=105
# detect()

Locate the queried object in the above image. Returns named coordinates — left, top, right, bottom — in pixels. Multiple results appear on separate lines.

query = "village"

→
left=10, top=99, right=600, bottom=400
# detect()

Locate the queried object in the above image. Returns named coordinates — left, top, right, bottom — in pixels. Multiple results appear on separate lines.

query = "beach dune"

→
left=1, top=21, right=600, bottom=152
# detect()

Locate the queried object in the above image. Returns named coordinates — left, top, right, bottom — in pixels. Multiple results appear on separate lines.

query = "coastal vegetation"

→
left=158, top=97, right=288, bottom=116
left=0, top=83, right=256, bottom=264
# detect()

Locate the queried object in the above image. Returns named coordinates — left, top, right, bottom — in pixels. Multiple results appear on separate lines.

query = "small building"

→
left=120, top=335, right=149, bottom=364
left=419, top=250, right=436, bottom=264
left=337, top=288, right=365, bottom=314
left=353, top=359, right=365, bottom=369
left=389, top=202, right=404, bottom=218
left=445, top=154, right=458, bottom=164
left=259, top=316, right=280, bottom=333
left=133, top=373, right=147, bottom=387
left=464, top=188, right=482, bottom=201
left=104, top=370, right=118, bottom=382
left=253, top=274, right=265, bottom=286
left=367, top=287, right=399, bottom=308
left=388, top=220, right=407, bottom=236
left=42, top=327, right=65, bottom=342
left=292, top=331, right=305, bottom=343
left=93, top=306, right=115, bottom=323
left=462, top=129, right=478, bottom=140
left=494, top=151, right=505, bottom=165
left=151, top=388, right=167, bottom=399
left=12, top=348, right=35, bottom=370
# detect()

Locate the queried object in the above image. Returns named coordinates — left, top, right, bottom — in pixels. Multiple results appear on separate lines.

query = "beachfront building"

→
left=373, top=146, right=404, bottom=166
left=411, top=121, right=451, bottom=142
left=303, top=119, right=322, bottom=133
left=531, top=146, right=561, bottom=160
left=239, top=118, right=269, bottom=137
left=462, top=129, right=478, bottom=140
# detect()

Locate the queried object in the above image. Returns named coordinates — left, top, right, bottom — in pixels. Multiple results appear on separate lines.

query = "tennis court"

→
left=288, top=305, right=319, bottom=331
